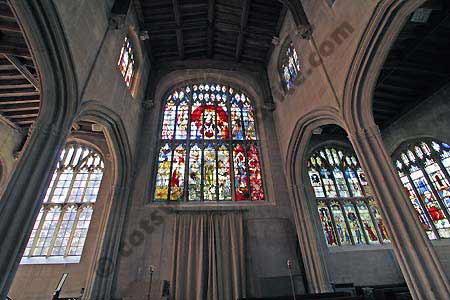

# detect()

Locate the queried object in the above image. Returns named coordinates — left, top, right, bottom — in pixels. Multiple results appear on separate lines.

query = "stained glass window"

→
left=280, top=41, right=301, bottom=91
left=117, top=35, right=136, bottom=88
left=154, top=83, right=265, bottom=202
left=23, top=143, right=104, bottom=259
left=394, top=139, right=450, bottom=240
left=307, top=145, right=390, bottom=246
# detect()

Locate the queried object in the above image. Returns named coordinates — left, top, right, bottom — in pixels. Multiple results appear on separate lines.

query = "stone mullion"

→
left=228, top=98, right=236, bottom=202
left=183, top=93, right=193, bottom=202
left=405, top=172, right=440, bottom=239
left=65, top=205, right=82, bottom=257
left=47, top=204, right=66, bottom=256
left=349, top=126, right=450, bottom=300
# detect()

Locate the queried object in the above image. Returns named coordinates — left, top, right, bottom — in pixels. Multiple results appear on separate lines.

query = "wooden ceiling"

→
left=373, top=0, right=450, bottom=129
left=0, top=0, right=39, bottom=129
left=134, top=0, right=286, bottom=66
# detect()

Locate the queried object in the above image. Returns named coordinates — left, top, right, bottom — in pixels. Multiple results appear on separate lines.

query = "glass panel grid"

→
left=307, top=145, right=389, bottom=247
left=24, top=144, right=104, bottom=259
left=154, top=83, right=265, bottom=203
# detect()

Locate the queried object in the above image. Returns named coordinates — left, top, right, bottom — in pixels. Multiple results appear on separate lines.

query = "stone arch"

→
left=0, top=0, right=78, bottom=297
left=285, top=107, right=344, bottom=293
left=75, top=100, right=133, bottom=299
left=340, top=2, right=450, bottom=298
left=145, top=70, right=279, bottom=205
left=342, top=0, right=426, bottom=133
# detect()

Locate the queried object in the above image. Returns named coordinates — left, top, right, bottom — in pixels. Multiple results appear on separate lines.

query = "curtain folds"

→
left=171, top=212, right=246, bottom=300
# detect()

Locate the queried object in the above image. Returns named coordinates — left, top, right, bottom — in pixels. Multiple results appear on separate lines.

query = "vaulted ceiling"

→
left=373, top=0, right=450, bottom=129
left=134, top=0, right=286, bottom=66
left=0, top=0, right=40, bottom=129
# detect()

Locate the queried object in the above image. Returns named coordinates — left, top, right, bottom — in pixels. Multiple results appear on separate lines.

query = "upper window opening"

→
left=394, top=139, right=450, bottom=240
left=280, top=41, right=301, bottom=91
left=307, top=145, right=390, bottom=247
left=118, top=35, right=136, bottom=88
left=23, top=143, right=104, bottom=261
left=154, top=83, right=265, bottom=203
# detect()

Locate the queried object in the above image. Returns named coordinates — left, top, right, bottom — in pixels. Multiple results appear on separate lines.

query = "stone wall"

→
left=0, top=121, right=22, bottom=197
left=114, top=69, right=305, bottom=299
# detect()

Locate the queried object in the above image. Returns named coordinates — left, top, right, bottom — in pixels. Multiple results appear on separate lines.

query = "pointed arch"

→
left=75, top=101, right=132, bottom=299
left=0, top=0, right=78, bottom=296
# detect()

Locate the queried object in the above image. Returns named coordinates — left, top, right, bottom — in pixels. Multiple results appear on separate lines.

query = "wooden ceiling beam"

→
left=4, top=54, right=39, bottom=91
left=236, top=0, right=251, bottom=62
left=172, top=0, right=184, bottom=60
left=0, top=98, right=40, bottom=105
left=0, top=21, right=20, bottom=32
left=207, top=0, right=215, bottom=58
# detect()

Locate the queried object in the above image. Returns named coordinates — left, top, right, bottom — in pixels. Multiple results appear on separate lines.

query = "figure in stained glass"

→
left=154, top=83, right=264, bottom=202
left=307, top=145, right=389, bottom=247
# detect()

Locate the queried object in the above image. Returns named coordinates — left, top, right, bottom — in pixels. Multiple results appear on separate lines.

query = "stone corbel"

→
left=263, top=102, right=277, bottom=112
left=142, top=98, right=155, bottom=111
left=295, top=24, right=313, bottom=40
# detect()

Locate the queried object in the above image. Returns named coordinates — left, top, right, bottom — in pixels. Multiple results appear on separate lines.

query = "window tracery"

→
left=280, top=41, right=301, bottom=91
left=307, top=145, right=390, bottom=246
left=154, top=83, right=264, bottom=203
left=118, top=35, right=136, bottom=88
left=394, top=139, right=450, bottom=239
left=23, top=143, right=104, bottom=259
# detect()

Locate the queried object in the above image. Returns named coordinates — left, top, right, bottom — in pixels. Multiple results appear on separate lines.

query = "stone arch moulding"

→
left=145, top=69, right=278, bottom=206
left=285, top=107, right=345, bottom=293
left=75, top=100, right=133, bottom=300
left=342, top=1, right=450, bottom=299
left=0, top=0, right=78, bottom=298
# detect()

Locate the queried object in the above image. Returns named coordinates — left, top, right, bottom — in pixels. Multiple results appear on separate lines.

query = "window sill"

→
left=327, top=243, right=393, bottom=253
left=20, top=256, right=80, bottom=265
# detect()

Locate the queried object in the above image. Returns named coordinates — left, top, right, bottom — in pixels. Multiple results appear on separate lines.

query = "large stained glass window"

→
left=394, top=139, right=450, bottom=240
left=117, top=35, right=136, bottom=88
left=23, top=143, right=104, bottom=260
left=154, top=83, right=264, bottom=203
left=307, top=145, right=390, bottom=247
left=280, top=41, right=301, bottom=91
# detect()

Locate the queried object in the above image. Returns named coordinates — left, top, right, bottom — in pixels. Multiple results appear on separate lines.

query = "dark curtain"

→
left=171, top=212, right=246, bottom=300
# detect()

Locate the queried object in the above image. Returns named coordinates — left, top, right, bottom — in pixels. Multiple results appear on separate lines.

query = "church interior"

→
left=1, top=0, right=450, bottom=299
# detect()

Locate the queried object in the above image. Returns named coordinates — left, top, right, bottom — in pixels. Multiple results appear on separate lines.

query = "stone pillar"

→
left=84, top=184, right=131, bottom=300
left=0, top=123, right=69, bottom=299
left=288, top=183, right=332, bottom=293
left=348, top=126, right=450, bottom=300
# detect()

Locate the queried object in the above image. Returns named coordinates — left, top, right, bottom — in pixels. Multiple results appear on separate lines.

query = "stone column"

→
left=288, top=183, right=332, bottom=293
left=348, top=126, right=450, bottom=300
left=0, top=123, right=70, bottom=299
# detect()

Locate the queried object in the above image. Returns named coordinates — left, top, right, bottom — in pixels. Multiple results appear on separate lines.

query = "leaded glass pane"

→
left=318, top=201, right=337, bottom=246
left=24, top=143, right=104, bottom=259
left=281, top=41, right=301, bottom=90
left=154, top=83, right=264, bottom=203
left=118, top=36, right=136, bottom=88
left=307, top=145, right=389, bottom=247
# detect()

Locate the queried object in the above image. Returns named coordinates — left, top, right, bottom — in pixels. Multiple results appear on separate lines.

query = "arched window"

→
left=154, top=83, right=264, bottom=203
left=394, top=139, right=450, bottom=240
left=307, top=145, right=390, bottom=246
left=280, top=41, right=301, bottom=91
left=117, top=35, right=136, bottom=88
left=23, top=143, right=104, bottom=261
